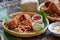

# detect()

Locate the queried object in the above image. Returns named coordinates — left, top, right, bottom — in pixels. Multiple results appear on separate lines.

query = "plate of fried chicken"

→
left=2, top=12, right=49, bottom=37
left=38, top=0, right=60, bottom=21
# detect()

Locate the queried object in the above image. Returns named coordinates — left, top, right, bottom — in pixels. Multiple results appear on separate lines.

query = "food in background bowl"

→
left=48, top=22, right=60, bottom=37
left=32, top=14, right=43, bottom=22
left=43, top=0, right=60, bottom=17
left=3, top=12, right=49, bottom=37
left=38, top=0, right=60, bottom=21
left=53, top=26, right=60, bottom=33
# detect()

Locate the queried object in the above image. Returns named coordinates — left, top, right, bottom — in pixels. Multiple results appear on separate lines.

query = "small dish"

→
left=32, top=21, right=44, bottom=30
left=48, top=22, right=60, bottom=37
left=0, top=34, right=4, bottom=40
left=32, top=14, right=43, bottom=22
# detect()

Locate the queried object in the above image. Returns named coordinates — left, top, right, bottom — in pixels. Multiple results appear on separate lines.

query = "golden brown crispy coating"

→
left=6, top=13, right=33, bottom=32
left=44, top=0, right=60, bottom=17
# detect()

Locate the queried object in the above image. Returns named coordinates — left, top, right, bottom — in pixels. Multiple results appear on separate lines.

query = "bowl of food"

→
left=32, top=14, right=43, bottom=22
left=0, top=34, right=4, bottom=40
left=32, top=21, right=44, bottom=30
left=48, top=22, right=60, bottom=37
left=38, top=0, right=60, bottom=21
left=2, top=12, right=49, bottom=37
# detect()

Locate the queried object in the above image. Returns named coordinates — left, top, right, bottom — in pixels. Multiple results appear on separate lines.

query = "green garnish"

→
left=39, top=8, right=49, bottom=18
left=39, top=8, right=49, bottom=27
left=36, top=8, right=49, bottom=32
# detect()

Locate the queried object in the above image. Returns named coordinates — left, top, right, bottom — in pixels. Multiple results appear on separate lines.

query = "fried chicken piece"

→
left=44, top=0, right=51, bottom=8
left=20, top=25, right=32, bottom=32
left=24, top=14, right=30, bottom=19
left=14, top=27, right=23, bottom=32
left=6, top=18, right=19, bottom=30
left=44, top=3, right=53, bottom=14
left=52, top=3, right=60, bottom=15
left=44, top=0, right=60, bottom=16
left=16, top=13, right=30, bottom=21
left=21, top=18, right=32, bottom=26
left=15, top=13, right=24, bottom=20
left=6, top=13, right=33, bottom=32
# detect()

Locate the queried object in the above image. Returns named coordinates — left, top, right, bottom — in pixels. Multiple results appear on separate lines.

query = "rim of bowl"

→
left=37, top=3, right=44, bottom=11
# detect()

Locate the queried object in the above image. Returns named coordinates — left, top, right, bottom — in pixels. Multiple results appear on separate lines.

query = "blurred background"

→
left=0, top=0, right=46, bottom=3
left=0, top=0, right=46, bottom=21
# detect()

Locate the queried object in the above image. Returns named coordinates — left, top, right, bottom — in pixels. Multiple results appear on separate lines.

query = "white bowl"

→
left=48, top=22, right=60, bottom=37
left=32, top=14, right=43, bottom=22
left=32, top=21, right=44, bottom=30
left=0, top=34, right=4, bottom=40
